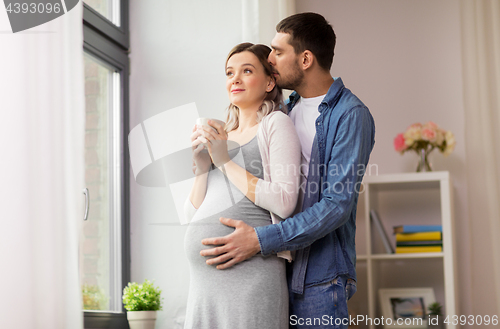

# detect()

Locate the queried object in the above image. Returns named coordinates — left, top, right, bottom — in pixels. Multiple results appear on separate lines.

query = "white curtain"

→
left=241, top=0, right=296, bottom=43
left=0, top=3, right=84, bottom=329
left=461, top=0, right=500, bottom=315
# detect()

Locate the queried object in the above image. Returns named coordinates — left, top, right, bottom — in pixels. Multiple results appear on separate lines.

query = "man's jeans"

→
left=289, top=275, right=357, bottom=329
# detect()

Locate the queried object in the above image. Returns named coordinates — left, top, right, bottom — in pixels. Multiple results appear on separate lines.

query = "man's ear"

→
left=301, top=50, right=314, bottom=70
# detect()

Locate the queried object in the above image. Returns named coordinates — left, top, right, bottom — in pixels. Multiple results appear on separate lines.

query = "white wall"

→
left=296, top=0, right=473, bottom=320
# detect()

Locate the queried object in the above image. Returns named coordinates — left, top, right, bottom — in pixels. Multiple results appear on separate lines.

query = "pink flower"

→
left=426, top=121, right=438, bottom=129
left=421, top=127, right=437, bottom=142
left=394, top=133, right=407, bottom=153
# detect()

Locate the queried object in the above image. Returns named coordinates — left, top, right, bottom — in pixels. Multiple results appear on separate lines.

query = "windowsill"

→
left=84, top=311, right=128, bottom=329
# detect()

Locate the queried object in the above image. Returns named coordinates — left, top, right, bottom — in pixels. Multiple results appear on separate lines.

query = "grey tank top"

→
left=188, top=135, right=271, bottom=225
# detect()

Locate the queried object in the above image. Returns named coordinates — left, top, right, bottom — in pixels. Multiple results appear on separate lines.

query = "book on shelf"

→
left=396, top=231, right=442, bottom=242
left=370, top=210, right=394, bottom=254
left=396, top=245, right=443, bottom=253
left=396, top=240, right=443, bottom=247
left=393, top=225, right=443, bottom=253
left=393, top=225, right=442, bottom=234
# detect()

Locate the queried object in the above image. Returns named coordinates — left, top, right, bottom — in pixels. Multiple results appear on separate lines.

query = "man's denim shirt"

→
left=255, top=77, right=375, bottom=294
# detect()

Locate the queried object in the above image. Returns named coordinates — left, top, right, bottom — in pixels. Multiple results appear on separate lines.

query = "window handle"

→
left=83, top=188, right=89, bottom=221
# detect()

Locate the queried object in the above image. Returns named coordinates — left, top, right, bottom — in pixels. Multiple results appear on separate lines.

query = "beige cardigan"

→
left=184, top=111, right=302, bottom=261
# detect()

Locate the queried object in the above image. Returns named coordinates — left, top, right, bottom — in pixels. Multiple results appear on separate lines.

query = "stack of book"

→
left=393, top=225, right=443, bottom=253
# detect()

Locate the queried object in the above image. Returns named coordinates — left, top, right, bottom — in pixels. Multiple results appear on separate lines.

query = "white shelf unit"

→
left=357, top=171, right=456, bottom=329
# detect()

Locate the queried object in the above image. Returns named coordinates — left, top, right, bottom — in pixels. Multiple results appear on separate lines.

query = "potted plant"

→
left=427, top=302, right=444, bottom=329
left=122, top=279, right=163, bottom=329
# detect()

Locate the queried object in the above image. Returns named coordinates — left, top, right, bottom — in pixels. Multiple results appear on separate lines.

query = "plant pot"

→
left=127, top=311, right=157, bottom=329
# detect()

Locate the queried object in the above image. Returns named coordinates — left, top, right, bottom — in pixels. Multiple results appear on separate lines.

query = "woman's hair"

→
left=224, top=43, right=285, bottom=132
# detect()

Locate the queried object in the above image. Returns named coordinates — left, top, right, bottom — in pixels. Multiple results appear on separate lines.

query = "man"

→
left=200, top=12, right=375, bottom=328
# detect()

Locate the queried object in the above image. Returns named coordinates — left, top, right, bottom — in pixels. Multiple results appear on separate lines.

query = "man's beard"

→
left=275, top=61, right=304, bottom=90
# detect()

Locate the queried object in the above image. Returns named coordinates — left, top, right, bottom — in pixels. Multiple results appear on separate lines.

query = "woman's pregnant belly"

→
left=184, top=149, right=271, bottom=266
left=184, top=194, right=271, bottom=267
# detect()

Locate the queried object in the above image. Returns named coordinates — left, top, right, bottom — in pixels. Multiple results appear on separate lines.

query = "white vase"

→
left=127, top=311, right=157, bottom=329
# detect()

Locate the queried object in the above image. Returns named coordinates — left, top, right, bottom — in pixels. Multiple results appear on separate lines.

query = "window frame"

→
left=83, top=1, right=130, bottom=328
left=83, top=0, right=129, bottom=50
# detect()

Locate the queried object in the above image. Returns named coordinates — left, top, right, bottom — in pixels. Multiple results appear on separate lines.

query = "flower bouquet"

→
left=394, top=122, right=455, bottom=172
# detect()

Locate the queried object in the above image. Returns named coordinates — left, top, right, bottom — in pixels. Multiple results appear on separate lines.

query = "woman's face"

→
left=225, top=51, right=275, bottom=111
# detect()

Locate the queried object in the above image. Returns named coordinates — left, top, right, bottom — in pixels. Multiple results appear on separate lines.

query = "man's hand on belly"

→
left=200, top=217, right=261, bottom=269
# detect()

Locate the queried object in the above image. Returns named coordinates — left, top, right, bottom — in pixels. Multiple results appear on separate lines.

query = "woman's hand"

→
left=190, top=125, right=212, bottom=176
left=196, top=120, right=230, bottom=168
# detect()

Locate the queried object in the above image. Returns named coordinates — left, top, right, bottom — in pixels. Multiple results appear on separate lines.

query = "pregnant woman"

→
left=183, top=43, right=301, bottom=329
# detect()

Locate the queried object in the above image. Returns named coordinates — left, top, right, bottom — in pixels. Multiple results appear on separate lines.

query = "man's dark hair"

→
left=276, top=12, right=336, bottom=71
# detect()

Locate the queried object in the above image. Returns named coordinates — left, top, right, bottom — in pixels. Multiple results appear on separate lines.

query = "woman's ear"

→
left=266, top=78, right=276, bottom=92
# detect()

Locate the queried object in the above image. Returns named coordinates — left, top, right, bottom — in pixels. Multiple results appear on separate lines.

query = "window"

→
left=82, top=1, right=130, bottom=328
left=84, top=0, right=121, bottom=26
left=81, top=54, right=122, bottom=312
